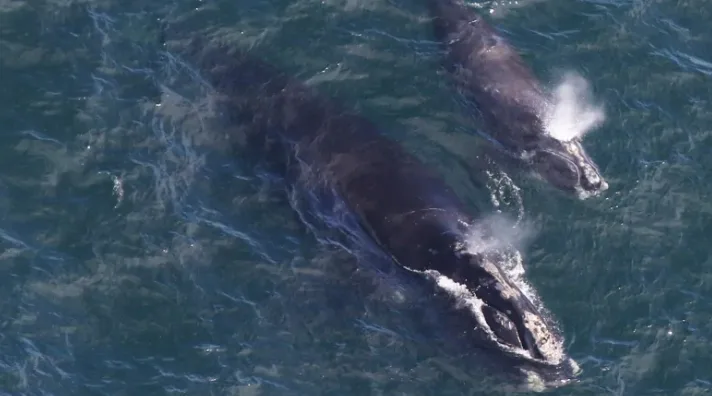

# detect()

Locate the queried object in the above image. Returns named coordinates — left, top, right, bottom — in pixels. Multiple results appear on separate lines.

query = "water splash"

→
left=461, top=214, right=537, bottom=259
left=542, top=72, right=606, bottom=142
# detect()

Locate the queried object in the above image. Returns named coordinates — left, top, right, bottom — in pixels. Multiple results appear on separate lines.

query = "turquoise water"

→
left=2, top=0, right=712, bottom=394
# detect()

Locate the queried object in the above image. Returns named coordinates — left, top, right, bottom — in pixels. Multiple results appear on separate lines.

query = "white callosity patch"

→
left=541, top=72, right=605, bottom=143
left=562, top=139, right=609, bottom=197
left=522, top=311, right=565, bottom=365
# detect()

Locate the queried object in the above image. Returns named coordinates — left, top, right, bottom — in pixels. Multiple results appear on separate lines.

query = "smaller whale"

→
left=176, top=38, right=581, bottom=389
left=427, top=0, right=608, bottom=198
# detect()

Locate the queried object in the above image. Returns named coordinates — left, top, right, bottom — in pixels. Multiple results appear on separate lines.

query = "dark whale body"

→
left=177, top=39, right=579, bottom=387
left=427, top=0, right=608, bottom=198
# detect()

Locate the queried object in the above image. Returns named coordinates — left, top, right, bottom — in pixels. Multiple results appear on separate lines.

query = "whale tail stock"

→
left=171, top=36, right=289, bottom=101
left=168, top=36, right=331, bottom=163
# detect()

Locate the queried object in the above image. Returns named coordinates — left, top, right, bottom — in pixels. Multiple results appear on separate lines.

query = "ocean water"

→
left=1, top=0, right=712, bottom=394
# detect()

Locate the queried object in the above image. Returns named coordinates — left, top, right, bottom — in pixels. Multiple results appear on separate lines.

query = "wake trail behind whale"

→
left=542, top=72, right=606, bottom=142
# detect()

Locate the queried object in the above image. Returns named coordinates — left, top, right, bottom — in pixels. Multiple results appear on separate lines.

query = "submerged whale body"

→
left=427, top=0, right=608, bottom=198
left=177, top=38, right=580, bottom=388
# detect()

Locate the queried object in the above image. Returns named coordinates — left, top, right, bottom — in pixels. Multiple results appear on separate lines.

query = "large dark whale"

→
left=427, top=0, right=608, bottom=198
left=175, top=38, right=580, bottom=387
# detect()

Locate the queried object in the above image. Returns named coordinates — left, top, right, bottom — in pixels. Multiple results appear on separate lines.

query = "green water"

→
left=1, top=0, right=711, bottom=394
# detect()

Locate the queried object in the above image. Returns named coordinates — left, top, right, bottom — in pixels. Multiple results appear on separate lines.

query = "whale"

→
left=426, top=0, right=608, bottom=198
left=175, top=38, right=580, bottom=387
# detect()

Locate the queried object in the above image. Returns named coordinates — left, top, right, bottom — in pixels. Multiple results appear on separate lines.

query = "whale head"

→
left=421, top=249, right=580, bottom=388
left=530, top=136, right=608, bottom=199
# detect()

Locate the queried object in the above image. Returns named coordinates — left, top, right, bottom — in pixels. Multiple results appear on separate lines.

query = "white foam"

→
left=484, top=168, right=526, bottom=225
left=542, top=72, right=605, bottom=142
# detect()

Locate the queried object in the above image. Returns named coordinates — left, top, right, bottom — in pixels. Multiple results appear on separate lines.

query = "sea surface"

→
left=2, top=0, right=712, bottom=395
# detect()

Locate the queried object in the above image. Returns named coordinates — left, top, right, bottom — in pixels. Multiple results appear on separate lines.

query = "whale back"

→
left=428, top=0, right=547, bottom=151
left=185, top=39, right=476, bottom=272
left=427, top=0, right=608, bottom=197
